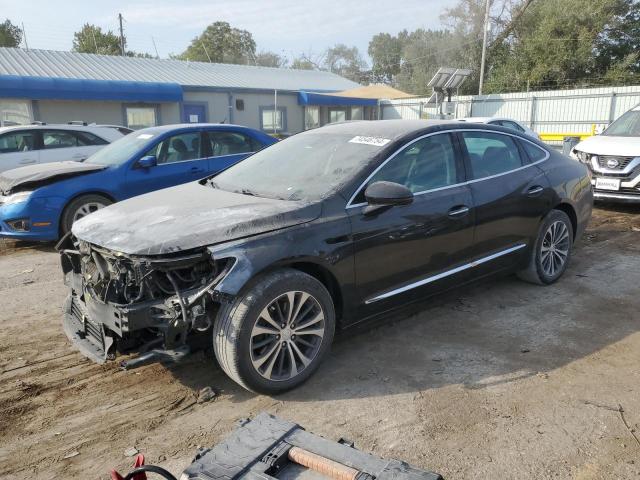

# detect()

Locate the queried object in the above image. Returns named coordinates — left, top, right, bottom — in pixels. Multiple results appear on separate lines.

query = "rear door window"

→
left=500, top=121, right=525, bottom=133
left=207, top=131, right=258, bottom=156
left=461, top=131, right=525, bottom=179
left=0, top=131, right=37, bottom=153
left=74, top=131, right=108, bottom=145
left=148, top=132, right=203, bottom=164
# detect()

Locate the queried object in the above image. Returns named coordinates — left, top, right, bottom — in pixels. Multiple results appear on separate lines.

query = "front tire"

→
left=517, top=209, right=573, bottom=285
left=213, top=269, right=335, bottom=394
left=60, top=194, right=112, bottom=235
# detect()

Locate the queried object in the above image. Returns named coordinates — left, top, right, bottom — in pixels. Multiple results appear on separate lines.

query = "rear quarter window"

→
left=520, top=140, right=547, bottom=162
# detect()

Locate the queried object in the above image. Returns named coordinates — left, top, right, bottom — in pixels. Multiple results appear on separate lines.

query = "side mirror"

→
left=363, top=181, right=413, bottom=215
left=137, top=155, right=157, bottom=169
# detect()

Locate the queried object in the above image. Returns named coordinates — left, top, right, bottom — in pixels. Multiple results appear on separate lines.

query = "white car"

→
left=571, top=104, right=640, bottom=203
left=459, top=117, right=539, bottom=139
left=0, top=124, right=126, bottom=173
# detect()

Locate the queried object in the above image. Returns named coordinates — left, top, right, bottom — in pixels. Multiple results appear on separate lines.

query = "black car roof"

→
left=312, top=119, right=544, bottom=147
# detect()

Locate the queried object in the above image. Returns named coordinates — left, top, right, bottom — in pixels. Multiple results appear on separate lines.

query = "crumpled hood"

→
left=72, top=182, right=322, bottom=255
left=0, top=161, right=106, bottom=194
left=575, top=135, right=640, bottom=157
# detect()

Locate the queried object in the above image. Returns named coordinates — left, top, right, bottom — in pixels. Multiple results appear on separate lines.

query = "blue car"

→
left=0, top=124, right=276, bottom=241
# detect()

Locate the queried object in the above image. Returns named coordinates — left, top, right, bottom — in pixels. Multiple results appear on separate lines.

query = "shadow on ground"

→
left=164, top=225, right=640, bottom=403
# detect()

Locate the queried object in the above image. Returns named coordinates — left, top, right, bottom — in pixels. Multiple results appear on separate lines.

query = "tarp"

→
left=329, top=84, right=414, bottom=99
left=0, top=75, right=183, bottom=102
left=298, top=91, right=378, bottom=106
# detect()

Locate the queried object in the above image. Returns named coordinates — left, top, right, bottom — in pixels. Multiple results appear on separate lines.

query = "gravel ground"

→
left=1, top=205, right=639, bottom=480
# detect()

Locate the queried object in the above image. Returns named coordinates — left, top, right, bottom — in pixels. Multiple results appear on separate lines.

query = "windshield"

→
left=210, top=131, right=390, bottom=201
left=603, top=109, right=640, bottom=137
left=85, top=131, right=156, bottom=166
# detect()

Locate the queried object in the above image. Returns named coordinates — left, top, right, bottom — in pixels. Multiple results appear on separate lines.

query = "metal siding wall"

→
left=381, top=85, right=640, bottom=134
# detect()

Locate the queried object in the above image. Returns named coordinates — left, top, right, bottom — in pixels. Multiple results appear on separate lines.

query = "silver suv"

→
left=0, top=124, right=127, bottom=173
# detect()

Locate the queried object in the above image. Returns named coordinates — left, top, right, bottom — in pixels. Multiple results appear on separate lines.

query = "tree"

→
left=72, top=24, right=122, bottom=55
left=324, top=44, right=368, bottom=82
left=0, top=19, right=22, bottom=48
left=255, top=51, right=288, bottom=68
left=178, top=21, right=256, bottom=64
left=291, top=57, right=316, bottom=70
left=485, top=0, right=636, bottom=92
left=368, top=32, right=406, bottom=83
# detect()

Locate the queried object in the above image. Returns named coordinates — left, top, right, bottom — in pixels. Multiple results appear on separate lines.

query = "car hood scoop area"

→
left=0, top=161, right=106, bottom=194
left=72, top=182, right=322, bottom=255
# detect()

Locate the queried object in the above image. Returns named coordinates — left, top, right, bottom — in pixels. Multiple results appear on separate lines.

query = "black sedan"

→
left=58, top=120, right=593, bottom=393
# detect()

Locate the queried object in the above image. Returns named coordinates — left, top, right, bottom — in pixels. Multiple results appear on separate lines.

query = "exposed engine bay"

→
left=57, top=234, right=233, bottom=366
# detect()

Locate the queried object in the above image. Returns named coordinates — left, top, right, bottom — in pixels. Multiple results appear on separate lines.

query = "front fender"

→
left=208, top=218, right=354, bottom=300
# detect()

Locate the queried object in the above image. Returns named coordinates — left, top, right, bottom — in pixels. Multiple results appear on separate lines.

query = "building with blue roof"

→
left=0, top=48, right=382, bottom=134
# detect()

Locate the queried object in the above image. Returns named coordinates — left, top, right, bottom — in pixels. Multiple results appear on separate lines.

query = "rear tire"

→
left=60, top=194, right=112, bottom=236
left=517, top=209, right=573, bottom=285
left=213, top=269, right=335, bottom=394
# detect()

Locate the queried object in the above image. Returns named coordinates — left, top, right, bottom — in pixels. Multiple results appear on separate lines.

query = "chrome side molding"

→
left=364, top=243, right=527, bottom=304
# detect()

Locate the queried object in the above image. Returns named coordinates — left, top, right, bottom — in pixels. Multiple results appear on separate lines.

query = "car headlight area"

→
left=0, top=190, right=33, bottom=206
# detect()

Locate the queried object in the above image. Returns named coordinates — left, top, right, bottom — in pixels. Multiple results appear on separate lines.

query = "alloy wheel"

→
left=540, top=220, right=570, bottom=277
left=73, top=202, right=106, bottom=223
left=250, top=291, right=326, bottom=382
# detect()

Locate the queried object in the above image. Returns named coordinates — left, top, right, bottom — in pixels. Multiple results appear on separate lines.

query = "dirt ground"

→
left=1, top=205, right=640, bottom=480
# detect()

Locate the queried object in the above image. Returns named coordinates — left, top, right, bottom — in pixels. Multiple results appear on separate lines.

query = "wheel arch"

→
left=58, top=190, right=116, bottom=235
left=285, top=261, right=344, bottom=324
left=553, top=202, right=578, bottom=240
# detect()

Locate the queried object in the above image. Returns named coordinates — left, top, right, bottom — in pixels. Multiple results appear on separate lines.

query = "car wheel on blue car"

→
left=213, top=269, right=336, bottom=394
left=61, top=194, right=113, bottom=235
left=517, top=210, right=574, bottom=285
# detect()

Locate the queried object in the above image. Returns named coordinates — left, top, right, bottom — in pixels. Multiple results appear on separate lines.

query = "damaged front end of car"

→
left=57, top=234, right=234, bottom=368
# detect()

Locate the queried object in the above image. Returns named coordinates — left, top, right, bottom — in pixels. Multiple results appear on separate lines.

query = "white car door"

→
left=0, top=129, right=40, bottom=173
left=40, top=129, right=105, bottom=164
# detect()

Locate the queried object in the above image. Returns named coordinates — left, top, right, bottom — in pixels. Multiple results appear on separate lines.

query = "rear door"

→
left=347, top=132, right=475, bottom=318
left=0, top=129, right=39, bottom=172
left=458, top=130, right=551, bottom=270
left=124, top=130, right=209, bottom=197
left=205, top=130, right=261, bottom=174
left=40, top=129, right=108, bottom=163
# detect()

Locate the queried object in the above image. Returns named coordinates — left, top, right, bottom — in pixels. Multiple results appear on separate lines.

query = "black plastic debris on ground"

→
left=182, top=412, right=443, bottom=480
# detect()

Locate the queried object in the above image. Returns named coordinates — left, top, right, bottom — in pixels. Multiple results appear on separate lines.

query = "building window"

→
left=125, top=106, right=157, bottom=130
left=235, top=99, right=245, bottom=111
left=329, top=108, right=348, bottom=124
left=304, top=106, right=320, bottom=130
left=260, top=106, right=287, bottom=132
left=351, top=106, right=363, bottom=120
left=0, top=100, right=32, bottom=126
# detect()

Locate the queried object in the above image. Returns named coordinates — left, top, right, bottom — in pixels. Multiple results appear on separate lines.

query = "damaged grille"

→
left=77, top=242, right=217, bottom=305
left=596, top=155, right=635, bottom=171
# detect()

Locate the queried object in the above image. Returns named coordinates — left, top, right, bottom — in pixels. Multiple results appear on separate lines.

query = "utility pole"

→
left=478, top=0, right=491, bottom=95
left=151, top=36, right=159, bottom=59
left=118, top=13, right=125, bottom=56
left=21, top=22, right=29, bottom=50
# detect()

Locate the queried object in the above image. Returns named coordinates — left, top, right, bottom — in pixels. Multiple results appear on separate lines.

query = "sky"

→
left=1, top=0, right=458, bottom=62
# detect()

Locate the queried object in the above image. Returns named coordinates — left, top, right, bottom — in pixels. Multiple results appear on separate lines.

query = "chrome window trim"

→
left=346, top=129, right=550, bottom=209
left=364, top=243, right=527, bottom=304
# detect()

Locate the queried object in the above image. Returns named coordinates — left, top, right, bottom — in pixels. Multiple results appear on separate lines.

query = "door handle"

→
left=448, top=205, right=470, bottom=217
left=527, top=186, right=544, bottom=196
left=72, top=154, right=87, bottom=160
left=190, top=167, right=205, bottom=174
left=19, top=158, right=37, bottom=164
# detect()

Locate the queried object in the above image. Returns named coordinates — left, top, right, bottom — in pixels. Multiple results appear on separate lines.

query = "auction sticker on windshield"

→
left=349, top=136, right=391, bottom=147
left=595, top=177, right=621, bottom=190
